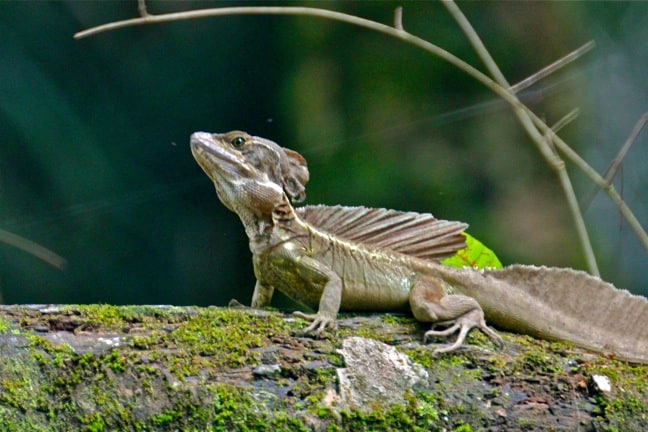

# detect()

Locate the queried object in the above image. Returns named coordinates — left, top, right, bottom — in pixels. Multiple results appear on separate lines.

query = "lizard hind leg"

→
left=409, top=277, right=502, bottom=354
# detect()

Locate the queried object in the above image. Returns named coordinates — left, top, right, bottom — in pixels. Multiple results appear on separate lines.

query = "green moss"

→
left=338, top=390, right=442, bottom=431
left=514, top=349, right=563, bottom=375
left=269, top=412, right=311, bottom=431
left=23, top=329, right=309, bottom=430
left=0, top=337, right=69, bottom=431
left=451, top=424, right=474, bottom=432
left=71, top=304, right=190, bottom=328
left=129, top=331, right=162, bottom=350
left=81, top=413, right=106, bottom=432
left=381, top=314, right=416, bottom=326
left=74, top=304, right=128, bottom=327
left=579, top=359, right=648, bottom=428
left=151, top=409, right=182, bottom=426
left=103, top=350, right=126, bottom=373
left=0, top=318, right=10, bottom=333
left=2, top=304, right=648, bottom=430
left=165, top=308, right=291, bottom=374
left=403, top=346, right=435, bottom=369
left=403, top=345, right=469, bottom=370
left=335, top=313, right=419, bottom=344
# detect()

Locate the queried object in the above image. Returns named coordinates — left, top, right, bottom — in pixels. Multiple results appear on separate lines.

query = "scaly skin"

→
left=191, top=130, right=648, bottom=363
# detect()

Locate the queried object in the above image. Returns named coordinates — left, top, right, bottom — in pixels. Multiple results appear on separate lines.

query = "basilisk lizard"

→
left=191, top=130, right=648, bottom=364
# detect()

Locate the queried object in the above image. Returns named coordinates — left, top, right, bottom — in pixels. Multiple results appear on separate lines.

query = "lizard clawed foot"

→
left=424, top=309, right=503, bottom=354
left=293, top=311, right=337, bottom=335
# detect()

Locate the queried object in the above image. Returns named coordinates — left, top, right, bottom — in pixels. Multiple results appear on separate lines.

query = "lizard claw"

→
left=423, top=309, right=503, bottom=353
left=293, top=311, right=337, bottom=335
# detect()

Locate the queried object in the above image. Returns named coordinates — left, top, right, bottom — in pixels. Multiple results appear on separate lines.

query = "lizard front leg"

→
left=409, top=276, right=502, bottom=353
left=251, top=280, right=275, bottom=308
left=292, top=255, right=342, bottom=334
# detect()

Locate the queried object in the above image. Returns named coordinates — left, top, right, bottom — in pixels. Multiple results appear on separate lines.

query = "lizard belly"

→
left=314, top=246, right=413, bottom=311
left=253, top=251, right=327, bottom=311
left=253, top=241, right=414, bottom=312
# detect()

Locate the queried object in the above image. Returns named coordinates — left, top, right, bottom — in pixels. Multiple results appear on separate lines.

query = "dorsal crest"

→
left=297, top=205, right=467, bottom=261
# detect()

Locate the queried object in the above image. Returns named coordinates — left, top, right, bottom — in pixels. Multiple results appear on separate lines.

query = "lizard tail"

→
left=448, top=264, right=648, bottom=363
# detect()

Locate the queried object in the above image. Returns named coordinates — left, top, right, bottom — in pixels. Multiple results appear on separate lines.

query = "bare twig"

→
left=582, top=112, right=648, bottom=212
left=543, top=109, right=581, bottom=156
left=138, top=0, right=150, bottom=17
left=75, top=6, right=409, bottom=40
left=601, top=113, right=647, bottom=188
left=551, top=108, right=580, bottom=135
left=394, top=7, right=404, bottom=31
left=442, top=0, right=599, bottom=275
left=510, top=41, right=595, bottom=94
left=440, top=1, right=509, bottom=85
left=73, top=3, right=648, bottom=259
left=525, top=106, right=648, bottom=257
left=0, top=229, right=67, bottom=270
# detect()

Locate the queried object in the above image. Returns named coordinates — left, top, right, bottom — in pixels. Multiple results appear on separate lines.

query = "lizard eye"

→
left=230, top=136, right=246, bottom=148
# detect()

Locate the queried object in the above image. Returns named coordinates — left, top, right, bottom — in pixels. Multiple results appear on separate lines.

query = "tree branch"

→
left=73, top=2, right=648, bottom=262
left=440, top=0, right=598, bottom=273
left=0, top=228, right=67, bottom=270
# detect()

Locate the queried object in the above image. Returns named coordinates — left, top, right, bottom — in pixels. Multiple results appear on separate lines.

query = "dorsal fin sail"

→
left=296, top=205, right=467, bottom=261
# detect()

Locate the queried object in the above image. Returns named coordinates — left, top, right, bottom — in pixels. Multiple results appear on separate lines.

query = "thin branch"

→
left=582, top=112, right=648, bottom=212
left=551, top=108, right=580, bottom=135
left=138, top=0, right=150, bottom=17
left=541, top=116, right=648, bottom=255
left=440, top=1, right=509, bottom=85
left=541, top=110, right=598, bottom=280
left=601, top=114, right=646, bottom=184
left=510, top=41, right=596, bottom=94
left=442, top=0, right=598, bottom=275
left=0, top=229, right=67, bottom=270
left=75, top=7, right=414, bottom=40
left=543, top=109, right=581, bottom=157
left=73, top=4, right=648, bottom=258
left=394, top=7, right=404, bottom=31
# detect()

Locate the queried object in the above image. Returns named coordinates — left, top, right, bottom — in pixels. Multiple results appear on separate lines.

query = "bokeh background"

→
left=1, top=1, right=646, bottom=307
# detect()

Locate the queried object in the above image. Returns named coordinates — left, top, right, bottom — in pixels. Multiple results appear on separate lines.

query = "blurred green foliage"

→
left=0, top=1, right=646, bottom=305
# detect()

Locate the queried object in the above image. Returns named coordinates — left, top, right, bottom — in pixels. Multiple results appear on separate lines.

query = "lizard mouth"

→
left=190, top=132, right=249, bottom=180
left=191, top=132, right=238, bottom=163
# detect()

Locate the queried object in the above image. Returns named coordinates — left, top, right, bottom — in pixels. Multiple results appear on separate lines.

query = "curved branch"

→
left=0, top=229, right=67, bottom=270
left=441, top=0, right=598, bottom=274
left=74, top=4, right=648, bottom=258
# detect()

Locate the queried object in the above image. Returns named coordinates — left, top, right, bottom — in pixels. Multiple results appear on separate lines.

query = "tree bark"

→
left=0, top=304, right=645, bottom=431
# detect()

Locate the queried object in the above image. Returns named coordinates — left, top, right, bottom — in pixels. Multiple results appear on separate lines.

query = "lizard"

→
left=190, top=130, right=648, bottom=364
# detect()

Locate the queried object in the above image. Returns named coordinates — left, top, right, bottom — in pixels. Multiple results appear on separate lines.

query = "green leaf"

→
left=441, top=233, right=502, bottom=269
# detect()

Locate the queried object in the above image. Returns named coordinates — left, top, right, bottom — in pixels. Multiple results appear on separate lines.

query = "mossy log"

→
left=0, top=304, right=646, bottom=431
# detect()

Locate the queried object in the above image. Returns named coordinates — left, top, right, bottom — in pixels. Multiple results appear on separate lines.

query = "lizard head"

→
left=191, top=130, right=309, bottom=221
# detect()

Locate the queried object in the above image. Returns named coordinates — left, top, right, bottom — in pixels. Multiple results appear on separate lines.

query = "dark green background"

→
left=1, top=1, right=646, bottom=306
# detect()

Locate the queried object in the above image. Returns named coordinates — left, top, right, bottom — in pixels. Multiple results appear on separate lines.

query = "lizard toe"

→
left=428, top=323, right=470, bottom=354
left=293, top=311, right=337, bottom=335
left=423, top=323, right=461, bottom=344
left=293, top=311, right=316, bottom=321
left=479, top=322, right=504, bottom=347
left=425, top=309, right=503, bottom=353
